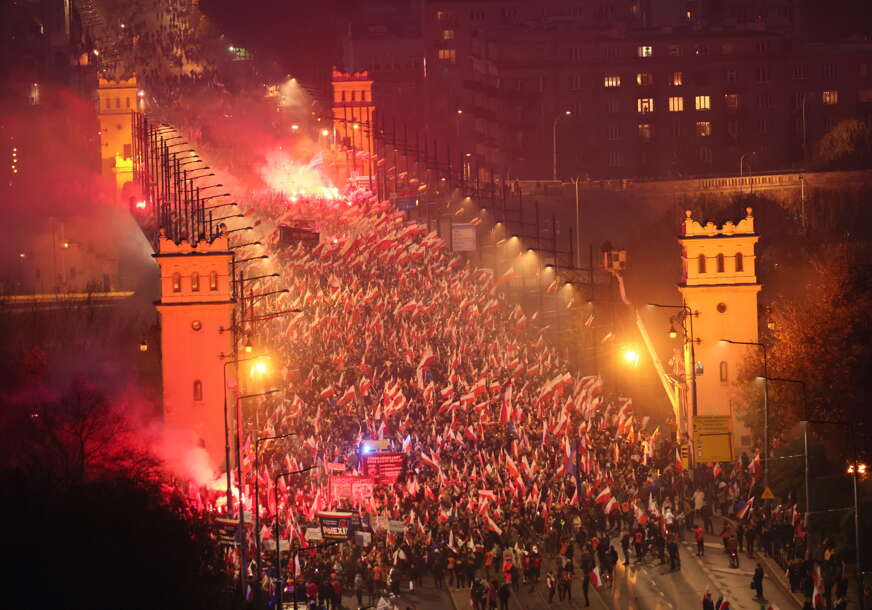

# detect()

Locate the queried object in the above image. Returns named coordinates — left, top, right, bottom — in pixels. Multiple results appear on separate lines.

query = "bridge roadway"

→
left=325, top=515, right=800, bottom=610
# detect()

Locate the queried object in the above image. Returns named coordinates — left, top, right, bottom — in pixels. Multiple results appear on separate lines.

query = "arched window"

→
left=172, top=272, right=181, bottom=292
left=735, top=252, right=744, bottom=272
left=719, top=361, right=729, bottom=382
left=209, top=271, right=218, bottom=291
left=697, top=253, right=706, bottom=273
left=191, top=271, right=200, bottom=291
left=717, top=253, right=725, bottom=272
left=193, top=380, right=203, bottom=401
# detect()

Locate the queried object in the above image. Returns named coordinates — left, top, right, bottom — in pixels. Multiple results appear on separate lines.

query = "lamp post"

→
left=804, top=419, right=865, bottom=610
left=275, top=466, right=316, bottom=609
left=739, top=151, right=756, bottom=177
left=552, top=110, right=572, bottom=181
left=235, top=388, right=279, bottom=598
left=722, top=339, right=769, bottom=488
left=762, top=376, right=809, bottom=553
left=648, top=303, right=699, bottom=446
left=255, top=433, right=298, bottom=589
left=570, top=176, right=581, bottom=267
left=219, top=352, right=271, bottom=598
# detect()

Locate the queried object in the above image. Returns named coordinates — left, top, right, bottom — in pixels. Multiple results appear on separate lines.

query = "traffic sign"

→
left=761, top=487, right=776, bottom=500
left=693, top=415, right=733, bottom=463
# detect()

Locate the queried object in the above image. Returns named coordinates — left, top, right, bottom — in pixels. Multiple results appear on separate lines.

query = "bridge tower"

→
left=97, top=75, right=141, bottom=198
left=678, top=207, right=761, bottom=452
left=154, top=227, right=234, bottom=467
left=331, top=68, right=375, bottom=183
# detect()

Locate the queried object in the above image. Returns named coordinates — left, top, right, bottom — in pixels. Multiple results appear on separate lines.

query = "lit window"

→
left=822, top=90, right=838, bottom=105
left=193, top=380, right=203, bottom=401
left=604, top=75, right=621, bottom=87
left=442, top=29, right=455, bottom=40
left=697, top=254, right=706, bottom=273
left=637, top=98, right=654, bottom=113
left=438, top=49, right=457, bottom=63
left=668, top=96, right=684, bottom=112
left=638, top=123, right=652, bottom=141
left=695, top=95, right=711, bottom=110
left=735, top=252, right=744, bottom=272
left=638, top=45, right=653, bottom=58
left=210, top=271, right=218, bottom=290
left=172, top=272, right=181, bottom=292
left=696, top=121, right=712, bottom=136
left=724, top=94, right=739, bottom=110
left=719, top=361, right=728, bottom=382
left=436, top=10, right=449, bottom=20
left=191, top=271, right=200, bottom=292
left=636, top=72, right=653, bottom=86
left=671, top=71, right=683, bottom=86
left=717, top=253, right=725, bottom=272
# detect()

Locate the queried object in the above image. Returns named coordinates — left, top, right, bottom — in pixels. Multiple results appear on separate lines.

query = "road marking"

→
left=709, top=566, right=754, bottom=576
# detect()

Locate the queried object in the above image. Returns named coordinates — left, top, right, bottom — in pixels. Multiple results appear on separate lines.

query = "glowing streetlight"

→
left=321, top=129, right=329, bottom=137
left=623, top=348, right=640, bottom=368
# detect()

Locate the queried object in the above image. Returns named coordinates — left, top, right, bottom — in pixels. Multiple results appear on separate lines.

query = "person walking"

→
left=702, top=591, right=715, bottom=610
left=695, top=525, right=705, bottom=557
left=752, top=563, right=764, bottom=599
left=546, top=571, right=556, bottom=604
left=498, top=581, right=511, bottom=610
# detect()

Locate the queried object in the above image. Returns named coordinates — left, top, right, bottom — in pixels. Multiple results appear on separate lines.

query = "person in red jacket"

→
left=694, top=525, right=706, bottom=557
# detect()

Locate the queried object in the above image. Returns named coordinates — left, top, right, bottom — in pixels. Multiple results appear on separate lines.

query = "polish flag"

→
left=493, top=267, right=516, bottom=287
left=471, top=378, right=488, bottom=397
left=505, top=455, right=521, bottom=480
left=420, top=453, right=440, bottom=470
left=594, top=487, right=612, bottom=505
left=589, top=566, right=602, bottom=588
left=546, top=279, right=559, bottom=294
left=478, top=489, right=497, bottom=502
left=736, top=497, right=755, bottom=520
left=318, top=385, right=335, bottom=400
left=604, top=497, right=618, bottom=514
left=485, top=514, right=503, bottom=536
left=440, top=384, right=454, bottom=400
left=417, top=349, right=436, bottom=371
left=464, top=426, right=478, bottom=442
left=337, top=386, right=356, bottom=406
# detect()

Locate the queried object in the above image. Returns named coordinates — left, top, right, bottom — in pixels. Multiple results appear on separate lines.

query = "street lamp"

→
left=234, top=388, right=279, bottom=597
left=254, top=434, right=298, bottom=591
left=218, top=353, right=271, bottom=599
left=803, top=418, right=865, bottom=610
left=722, top=339, right=769, bottom=487
left=275, top=466, right=317, bottom=608
left=649, top=303, right=699, bottom=444
left=739, top=151, right=757, bottom=177
left=553, top=110, right=572, bottom=181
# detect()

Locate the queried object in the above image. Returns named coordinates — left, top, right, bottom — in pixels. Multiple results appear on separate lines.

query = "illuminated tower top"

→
left=679, top=207, right=758, bottom=287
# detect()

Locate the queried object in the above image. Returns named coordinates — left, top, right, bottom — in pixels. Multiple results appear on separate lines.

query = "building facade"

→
left=340, top=0, right=872, bottom=181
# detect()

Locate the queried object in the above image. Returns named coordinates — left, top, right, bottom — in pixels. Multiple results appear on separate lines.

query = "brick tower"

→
left=154, top=227, right=233, bottom=466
